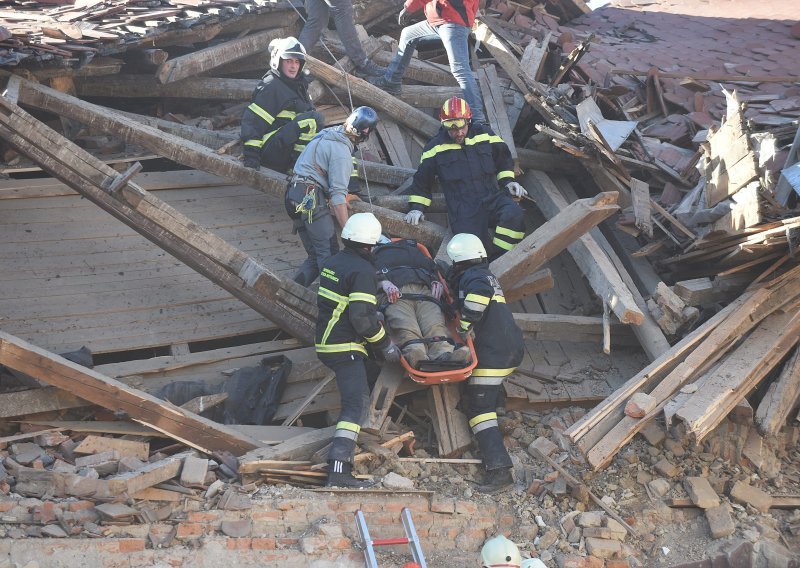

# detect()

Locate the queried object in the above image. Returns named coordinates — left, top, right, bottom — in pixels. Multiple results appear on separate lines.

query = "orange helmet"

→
left=440, top=96, right=472, bottom=122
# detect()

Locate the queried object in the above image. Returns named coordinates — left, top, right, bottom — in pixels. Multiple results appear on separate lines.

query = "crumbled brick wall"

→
left=0, top=492, right=515, bottom=567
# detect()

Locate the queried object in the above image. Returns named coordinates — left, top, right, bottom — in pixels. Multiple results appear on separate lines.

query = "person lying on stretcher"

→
left=374, top=237, right=472, bottom=370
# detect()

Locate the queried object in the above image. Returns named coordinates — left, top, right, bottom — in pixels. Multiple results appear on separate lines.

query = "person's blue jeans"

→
left=383, top=21, right=486, bottom=124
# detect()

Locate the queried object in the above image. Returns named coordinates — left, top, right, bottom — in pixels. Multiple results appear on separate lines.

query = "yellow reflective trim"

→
left=349, top=292, right=376, bottom=304
left=293, top=144, right=306, bottom=152
left=277, top=110, right=296, bottom=119
left=248, top=103, right=274, bottom=125
left=468, top=412, right=497, bottom=428
left=492, top=236, right=514, bottom=251
left=495, top=226, right=524, bottom=239
left=244, top=139, right=264, bottom=148
left=497, top=170, right=514, bottom=180
left=318, top=287, right=348, bottom=345
left=336, top=421, right=361, bottom=433
left=465, top=293, right=490, bottom=305
left=420, top=143, right=461, bottom=162
left=472, top=367, right=515, bottom=377
left=408, top=195, right=432, bottom=206
left=460, top=319, right=471, bottom=330
left=315, top=342, right=368, bottom=355
left=364, top=325, right=386, bottom=343
left=492, top=295, right=506, bottom=303
left=465, top=133, right=503, bottom=145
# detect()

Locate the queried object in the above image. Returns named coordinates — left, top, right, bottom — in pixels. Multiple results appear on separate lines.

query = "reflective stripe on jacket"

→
left=408, top=123, right=515, bottom=219
left=316, top=248, right=390, bottom=356
left=454, top=263, right=524, bottom=371
left=240, top=70, right=314, bottom=173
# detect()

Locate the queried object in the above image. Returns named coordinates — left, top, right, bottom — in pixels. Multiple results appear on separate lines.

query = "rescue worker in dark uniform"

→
left=374, top=238, right=471, bottom=369
left=240, top=37, right=325, bottom=173
left=404, top=96, right=528, bottom=260
left=316, top=213, right=401, bottom=488
left=446, top=233, right=524, bottom=494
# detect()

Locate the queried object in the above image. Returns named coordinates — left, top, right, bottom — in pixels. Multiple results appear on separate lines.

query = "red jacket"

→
left=404, top=0, right=478, bottom=28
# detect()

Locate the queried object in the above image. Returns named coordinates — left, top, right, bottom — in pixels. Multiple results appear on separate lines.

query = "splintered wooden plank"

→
left=675, top=311, right=800, bottom=442
left=477, top=64, right=517, bottom=165
left=375, top=118, right=414, bottom=169
left=0, top=331, right=261, bottom=455
left=755, top=346, right=800, bottom=436
left=362, top=364, right=405, bottom=433
left=74, top=434, right=150, bottom=460
left=304, top=54, right=439, bottom=139
left=0, top=387, right=88, bottom=418
left=522, top=171, right=643, bottom=325
left=520, top=32, right=551, bottom=83
left=490, top=189, right=619, bottom=292
left=157, top=28, right=284, bottom=84
left=428, top=384, right=472, bottom=458
left=630, top=178, right=653, bottom=238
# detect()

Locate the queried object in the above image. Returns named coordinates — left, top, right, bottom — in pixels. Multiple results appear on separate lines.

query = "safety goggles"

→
left=442, top=118, right=468, bottom=130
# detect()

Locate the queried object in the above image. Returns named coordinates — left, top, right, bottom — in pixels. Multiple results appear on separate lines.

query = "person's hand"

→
left=404, top=209, right=424, bottom=225
left=430, top=281, right=443, bottom=301
left=506, top=181, right=528, bottom=199
left=243, top=156, right=260, bottom=169
left=381, top=280, right=401, bottom=303
left=381, top=342, right=401, bottom=363
left=397, top=8, right=409, bottom=26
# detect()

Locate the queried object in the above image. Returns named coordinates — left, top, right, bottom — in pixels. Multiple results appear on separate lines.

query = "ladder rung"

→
left=372, top=537, right=411, bottom=546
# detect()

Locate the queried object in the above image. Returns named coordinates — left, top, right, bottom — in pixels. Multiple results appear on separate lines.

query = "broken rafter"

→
left=0, top=332, right=260, bottom=455
left=0, top=95, right=318, bottom=343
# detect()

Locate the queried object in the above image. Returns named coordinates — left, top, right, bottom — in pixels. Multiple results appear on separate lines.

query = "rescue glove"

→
left=458, top=327, right=474, bottom=344
left=380, top=280, right=401, bottom=303
left=506, top=181, right=528, bottom=199
left=243, top=156, right=261, bottom=169
left=397, top=8, right=409, bottom=26
left=430, top=280, right=443, bottom=301
left=404, top=209, right=424, bottom=225
left=295, top=110, right=326, bottom=130
left=381, top=342, right=401, bottom=363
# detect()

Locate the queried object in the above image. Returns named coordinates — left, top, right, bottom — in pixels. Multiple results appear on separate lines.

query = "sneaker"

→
left=367, top=74, right=402, bottom=96
left=476, top=467, right=514, bottom=494
left=353, top=59, right=387, bottom=78
left=326, top=460, right=377, bottom=489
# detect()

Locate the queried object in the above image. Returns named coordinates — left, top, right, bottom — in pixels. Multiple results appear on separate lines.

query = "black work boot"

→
left=476, top=467, right=514, bottom=494
left=325, top=460, right=377, bottom=489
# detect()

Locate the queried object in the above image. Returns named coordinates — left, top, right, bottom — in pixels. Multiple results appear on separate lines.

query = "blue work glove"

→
left=381, top=342, right=401, bottom=363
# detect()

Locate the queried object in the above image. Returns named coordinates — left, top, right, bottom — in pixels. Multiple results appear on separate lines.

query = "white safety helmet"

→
left=481, top=535, right=522, bottom=567
left=446, top=233, right=487, bottom=264
left=269, top=37, right=306, bottom=73
left=520, top=559, right=547, bottom=568
left=341, top=213, right=382, bottom=246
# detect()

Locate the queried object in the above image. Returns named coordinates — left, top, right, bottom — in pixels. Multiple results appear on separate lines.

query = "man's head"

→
left=440, top=96, right=472, bottom=145
left=344, top=106, right=378, bottom=144
left=480, top=535, right=521, bottom=568
left=269, top=37, right=306, bottom=78
left=341, top=213, right=382, bottom=249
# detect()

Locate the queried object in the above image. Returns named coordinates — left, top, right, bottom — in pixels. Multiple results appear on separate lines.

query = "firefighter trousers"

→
left=319, top=353, right=374, bottom=463
left=465, top=381, right=513, bottom=471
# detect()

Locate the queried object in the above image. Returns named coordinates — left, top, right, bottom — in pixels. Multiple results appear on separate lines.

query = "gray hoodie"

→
left=292, top=125, right=354, bottom=207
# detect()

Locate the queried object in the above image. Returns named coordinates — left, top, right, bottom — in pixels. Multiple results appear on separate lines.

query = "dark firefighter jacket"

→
left=407, top=123, right=516, bottom=220
left=373, top=239, right=438, bottom=289
left=241, top=69, right=315, bottom=173
left=453, top=263, right=524, bottom=372
left=315, top=248, right=390, bottom=358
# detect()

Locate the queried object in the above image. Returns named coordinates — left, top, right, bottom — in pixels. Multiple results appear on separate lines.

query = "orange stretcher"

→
left=382, top=239, right=477, bottom=386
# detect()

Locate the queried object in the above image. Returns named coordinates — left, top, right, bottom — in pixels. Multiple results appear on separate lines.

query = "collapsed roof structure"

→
left=0, top=0, right=798, bottom=565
